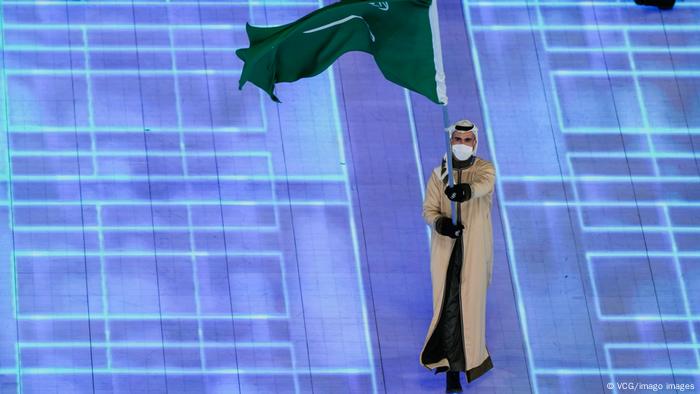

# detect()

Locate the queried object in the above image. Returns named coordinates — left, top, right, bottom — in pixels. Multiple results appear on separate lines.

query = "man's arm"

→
left=423, top=171, right=443, bottom=231
left=469, top=161, right=496, bottom=199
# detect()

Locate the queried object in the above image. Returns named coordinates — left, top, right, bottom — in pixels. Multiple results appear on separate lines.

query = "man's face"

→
left=451, top=131, right=476, bottom=148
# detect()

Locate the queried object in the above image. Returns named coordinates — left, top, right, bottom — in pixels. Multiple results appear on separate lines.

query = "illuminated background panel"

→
left=462, top=0, right=700, bottom=393
left=2, top=1, right=376, bottom=393
left=0, top=0, right=699, bottom=393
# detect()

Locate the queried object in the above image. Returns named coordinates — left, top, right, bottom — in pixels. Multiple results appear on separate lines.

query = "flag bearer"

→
left=419, top=119, right=496, bottom=393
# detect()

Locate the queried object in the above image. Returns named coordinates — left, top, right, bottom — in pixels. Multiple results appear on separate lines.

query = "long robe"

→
left=419, top=156, right=495, bottom=382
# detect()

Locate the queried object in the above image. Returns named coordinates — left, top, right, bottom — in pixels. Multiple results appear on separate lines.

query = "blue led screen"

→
left=0, top=0, right=699, bottom=393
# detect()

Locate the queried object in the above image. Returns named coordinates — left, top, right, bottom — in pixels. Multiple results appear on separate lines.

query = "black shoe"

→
left=445, top=371, right=463, bottom=393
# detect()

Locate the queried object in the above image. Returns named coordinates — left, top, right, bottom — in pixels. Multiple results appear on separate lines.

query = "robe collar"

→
left=440, top=155, right=476, bottom=186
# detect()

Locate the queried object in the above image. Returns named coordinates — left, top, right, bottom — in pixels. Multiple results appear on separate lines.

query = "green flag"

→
left=235, top=0, right=447, bottom=105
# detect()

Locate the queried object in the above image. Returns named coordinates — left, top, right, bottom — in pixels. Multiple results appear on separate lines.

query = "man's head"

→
left=447, top=119, right=478, bottom=161
left=450, top=130, right=476, bottom=149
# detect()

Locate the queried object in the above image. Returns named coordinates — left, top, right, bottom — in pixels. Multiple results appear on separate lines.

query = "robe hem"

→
left=423, top=354, right=493, bottom=384
left=465, top=355, right=493, bottom=382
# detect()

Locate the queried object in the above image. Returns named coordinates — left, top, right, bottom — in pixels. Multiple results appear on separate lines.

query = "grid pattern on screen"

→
left=462, top=0, right=700, bottom=393
left=0, top=1, right=376, bottom=393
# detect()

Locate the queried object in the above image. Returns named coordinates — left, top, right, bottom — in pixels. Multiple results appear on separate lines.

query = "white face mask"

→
left=452, top=144, right=474, bottom=161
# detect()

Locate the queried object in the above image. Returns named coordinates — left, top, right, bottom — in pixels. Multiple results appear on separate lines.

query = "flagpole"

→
left=429, top=0, right=456, bottom=226
left=442, top=105, right=457, bottom=225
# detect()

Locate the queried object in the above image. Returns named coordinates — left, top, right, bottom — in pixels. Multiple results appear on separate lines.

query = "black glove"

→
left=444, top=183, right=472, bottom=202
left=435, top=216, right=464, bottom=239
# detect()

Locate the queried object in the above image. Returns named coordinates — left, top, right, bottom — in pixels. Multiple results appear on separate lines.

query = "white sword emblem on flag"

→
left=303, top=15, right=376, bottom=42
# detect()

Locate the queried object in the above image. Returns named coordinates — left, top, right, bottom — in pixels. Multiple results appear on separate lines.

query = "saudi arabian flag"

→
left=235, top=0, right=448, bottom=105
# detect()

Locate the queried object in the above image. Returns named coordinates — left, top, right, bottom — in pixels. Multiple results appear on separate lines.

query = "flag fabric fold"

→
left=235, top=0, right=447, bottom=105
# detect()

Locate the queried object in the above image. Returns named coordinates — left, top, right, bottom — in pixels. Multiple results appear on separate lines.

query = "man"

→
left=419, top=119, right=495, bottom=393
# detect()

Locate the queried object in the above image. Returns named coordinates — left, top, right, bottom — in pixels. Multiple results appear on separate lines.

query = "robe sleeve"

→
left=470, top=161, right=496, bottom=199
left=422, top=170, right=443, bottom=231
